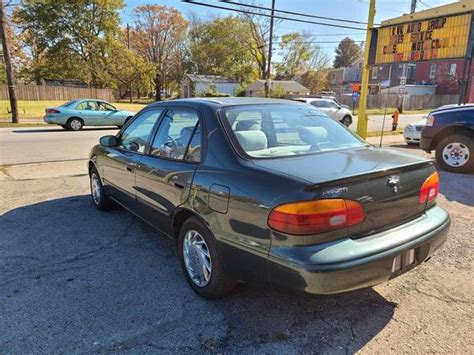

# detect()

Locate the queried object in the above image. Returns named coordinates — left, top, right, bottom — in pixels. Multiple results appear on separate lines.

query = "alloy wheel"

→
left=90, top=172, right=101, bottom=205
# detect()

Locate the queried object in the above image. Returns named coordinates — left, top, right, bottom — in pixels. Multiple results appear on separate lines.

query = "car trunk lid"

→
left=252, top=146, right=435, bottom=239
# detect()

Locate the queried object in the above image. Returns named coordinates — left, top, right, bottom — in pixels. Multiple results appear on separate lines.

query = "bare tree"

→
left=0, top=0, right=18, bottom=123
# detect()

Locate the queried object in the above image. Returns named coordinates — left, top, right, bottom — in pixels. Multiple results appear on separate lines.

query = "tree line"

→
left=3, top=0, right=363, bottom=102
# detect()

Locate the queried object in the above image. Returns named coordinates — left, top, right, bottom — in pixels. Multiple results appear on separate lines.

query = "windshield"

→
left=222, top=104, right=365, bottom=159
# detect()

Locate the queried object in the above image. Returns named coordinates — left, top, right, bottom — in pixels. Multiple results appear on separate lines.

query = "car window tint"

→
left=311, top=100, right=325, bottom=108
left=223, top=104, right=364, bottom=158
left=119, top=109, right=163, bottom=153
left=184, top=123, right=201, bottom=163
left=326, top=100, right=339, bottom=109
left=150, top=108, right=199, bottom=160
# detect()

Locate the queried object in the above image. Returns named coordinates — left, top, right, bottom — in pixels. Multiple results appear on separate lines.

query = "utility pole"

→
left=265, top=0, right=275, bottom=98
left=356, top=0, right=376, bottom=139
left=126, top=23, right=132, bottom=104
left=410, top=0, right=417, bottom=14
left=0, top=0, right=18, bottom=123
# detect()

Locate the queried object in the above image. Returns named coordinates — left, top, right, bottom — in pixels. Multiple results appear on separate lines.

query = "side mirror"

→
left=100, top=135, right=118, bottom=147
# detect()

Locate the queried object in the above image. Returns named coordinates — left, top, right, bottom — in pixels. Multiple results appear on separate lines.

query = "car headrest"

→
left=298, top=127, right=328, bottom=145
left=180, top=126, right=195, bottom=142
left=234, top=130, right=268, bottom=152
left=235, top=120, right=260, bottom=131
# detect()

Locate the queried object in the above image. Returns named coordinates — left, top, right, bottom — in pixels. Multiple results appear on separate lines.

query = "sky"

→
left=119, top=0, right=459, bottom=63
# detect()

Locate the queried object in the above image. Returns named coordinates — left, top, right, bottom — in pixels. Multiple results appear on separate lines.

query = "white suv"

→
left=294, top=98, right=353, bottom=127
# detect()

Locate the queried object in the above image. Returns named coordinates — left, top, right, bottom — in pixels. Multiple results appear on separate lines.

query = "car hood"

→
left=250, top=146, right=429, bottom=185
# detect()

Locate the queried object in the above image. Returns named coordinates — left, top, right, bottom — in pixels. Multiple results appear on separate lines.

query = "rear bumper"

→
left=267, top=206, right=450, bottom=294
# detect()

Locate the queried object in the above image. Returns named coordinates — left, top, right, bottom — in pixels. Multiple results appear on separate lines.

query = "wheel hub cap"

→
left=91, top=173, right=101, bottom=205
left=71, top=120, right=81, bottom=130
left=183, top=230, right=212, bottom=287
left=442, top=142, right=469, bottom=167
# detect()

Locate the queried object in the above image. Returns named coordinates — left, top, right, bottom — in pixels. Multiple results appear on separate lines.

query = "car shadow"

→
left=438, top=170, right=474, bottom=206
left=1, top=195, right=396, bottom=353
left=12, top=127, right=119, bottom=133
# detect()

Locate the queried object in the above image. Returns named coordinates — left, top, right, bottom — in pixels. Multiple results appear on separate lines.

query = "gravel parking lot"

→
left=0, top=129, right=473, bottom=353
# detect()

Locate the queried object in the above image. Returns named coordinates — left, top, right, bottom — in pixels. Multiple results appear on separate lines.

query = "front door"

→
left=135, top=107, right=202, bottom=234
left=97, top=101, right=123, bottom=126
left=75, top=100, right=101, bottom=125
left=101, top=108, right=164, bottom=207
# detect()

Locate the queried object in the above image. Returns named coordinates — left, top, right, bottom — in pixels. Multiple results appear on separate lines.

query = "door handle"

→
left=126, top=163, right=136, bottom=172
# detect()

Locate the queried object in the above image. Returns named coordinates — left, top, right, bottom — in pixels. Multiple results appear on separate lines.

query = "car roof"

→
left=431, top=104, right=474, bottom=115
left=148, top=97, right=304, bottom=108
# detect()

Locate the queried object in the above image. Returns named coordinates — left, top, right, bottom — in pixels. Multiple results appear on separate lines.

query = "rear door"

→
left=75, top=100, right=101, bottom=125
left=135, top=107, right=202, bottom=234
left=101, top=108, right=164, bottom=207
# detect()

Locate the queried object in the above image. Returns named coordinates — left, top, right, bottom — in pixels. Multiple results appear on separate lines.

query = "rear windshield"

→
left=222, top=104, right=365, bottom=158
left=60, top=100, right=78, bottom=107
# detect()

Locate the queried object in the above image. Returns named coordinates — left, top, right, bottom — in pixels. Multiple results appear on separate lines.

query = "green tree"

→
left=188, top=15, right=256, bottom=84
left=14, top=0, right=124, bottom=87
left=333, top=37, right=362, bottom=69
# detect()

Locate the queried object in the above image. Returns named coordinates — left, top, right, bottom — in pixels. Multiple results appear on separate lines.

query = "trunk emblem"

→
left=387, top=175, right=400, bottom=193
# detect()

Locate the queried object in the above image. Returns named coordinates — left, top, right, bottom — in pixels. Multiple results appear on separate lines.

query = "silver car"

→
left=293, top=98, right=353, bottom=127
left=403, top=119, right=427, bottom=145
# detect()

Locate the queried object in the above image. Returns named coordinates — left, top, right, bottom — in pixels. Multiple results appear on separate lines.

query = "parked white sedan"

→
left=293, top=98, right=353, bottom=127
left=403, top=119, right=427, bottom=145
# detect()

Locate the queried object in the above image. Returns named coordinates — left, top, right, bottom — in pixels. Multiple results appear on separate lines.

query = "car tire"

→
left=67, top=117, right=83, bottom=131
left=341, top=115, right=352, bottom=127
left=60, top=124, right=67, bottom=130
left=90, top=167, right=113, bottom=211
left=178, top=216, right=236, bottom=299
left=435, top=134, right=474, bottom=173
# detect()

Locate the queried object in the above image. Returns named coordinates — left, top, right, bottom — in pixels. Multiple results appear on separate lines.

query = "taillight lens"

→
left=419, top=172, right=439, bottom=204
left=46, top=109, right=60, bottom=114
left=426, top=115, right=436, bottom=126
left=268, top=199, right=365, bottom=235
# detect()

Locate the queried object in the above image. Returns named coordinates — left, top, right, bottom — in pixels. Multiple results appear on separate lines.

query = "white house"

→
left=182, top=74, right=239, bottom=98
left=244, top=80, right=310, bottom=97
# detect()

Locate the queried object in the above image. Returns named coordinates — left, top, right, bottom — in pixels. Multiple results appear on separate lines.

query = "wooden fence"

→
left=337, top=93, right=459, bottom=110
left=0, top=84, right=113, bottom=102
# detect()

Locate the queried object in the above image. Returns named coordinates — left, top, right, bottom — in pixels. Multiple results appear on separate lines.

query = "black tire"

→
left=341, top=115, right=352, bottom=127
left=90, top=167, right=113, bottom=211
left=67, top=117, right=83, bottom=131
left=435, top=134, right=474, bottom=173
left=178, top=216, right=236, bottom=299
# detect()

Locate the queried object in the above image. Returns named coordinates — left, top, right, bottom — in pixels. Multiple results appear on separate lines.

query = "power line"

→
left=182, top=1, right=367, bottom=31
left=221, top=0, right=372, bottom=26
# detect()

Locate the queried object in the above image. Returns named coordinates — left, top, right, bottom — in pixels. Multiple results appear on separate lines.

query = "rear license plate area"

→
left=391, top=249, right=415, bottom=272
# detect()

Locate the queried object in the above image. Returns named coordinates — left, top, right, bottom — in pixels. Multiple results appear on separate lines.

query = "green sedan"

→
left=43, top=99, right=136, bottom=131
left=89, top=98, right=450, bottom=298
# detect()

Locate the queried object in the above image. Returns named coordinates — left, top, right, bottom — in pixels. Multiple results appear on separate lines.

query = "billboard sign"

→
left=375, top=13, right=471, bottom=64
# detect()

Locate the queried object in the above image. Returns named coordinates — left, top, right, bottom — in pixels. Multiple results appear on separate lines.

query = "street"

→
left=0, top=128, right=473, bottom=353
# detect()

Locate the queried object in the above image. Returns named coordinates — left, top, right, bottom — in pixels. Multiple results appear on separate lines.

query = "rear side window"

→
left=222, top=104, right=364, bottom=158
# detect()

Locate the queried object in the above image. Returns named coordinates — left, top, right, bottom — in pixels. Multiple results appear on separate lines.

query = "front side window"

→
left=98, top=101, right=116, bottom=111
left=325, top=100, right=340, bottom=109
left=150, top=108, right=199, bottom=160
left=223, top=104, right=364, bottom=159
left=119, top=109, right=163, bottom=153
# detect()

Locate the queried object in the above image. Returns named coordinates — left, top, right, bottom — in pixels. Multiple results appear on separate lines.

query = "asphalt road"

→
left=0, top=130, right=473, bottom=353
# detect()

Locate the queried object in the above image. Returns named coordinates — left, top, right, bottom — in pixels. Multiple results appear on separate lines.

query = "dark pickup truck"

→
left=421, top=105, right=474, bottom=173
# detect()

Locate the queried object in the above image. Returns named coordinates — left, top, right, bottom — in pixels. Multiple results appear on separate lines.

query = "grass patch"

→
left=353, top=108, right=432, bottom=116
left=365, top=129, right=403, bottom=137
left=0, top=100, right=147, bottom=120
left=0, top=122, right=48, bottom=128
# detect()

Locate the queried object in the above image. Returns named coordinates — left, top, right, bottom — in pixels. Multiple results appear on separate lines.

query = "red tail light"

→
left=268, top=199, right=365, bottom=235
left=419, top=172, right=439, bottom=204
left=46, top=109, right=60, bottom=114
